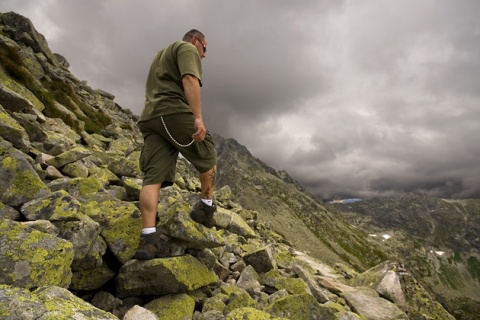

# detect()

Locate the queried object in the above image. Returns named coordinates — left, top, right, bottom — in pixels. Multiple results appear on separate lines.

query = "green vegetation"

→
left=0, top=41, right=111, bottom=134
left=466, top=256, right=480, bottom=281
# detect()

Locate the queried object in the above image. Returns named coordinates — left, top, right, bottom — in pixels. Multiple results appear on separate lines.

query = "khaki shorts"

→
left=138, top=113, right=217, bottom=187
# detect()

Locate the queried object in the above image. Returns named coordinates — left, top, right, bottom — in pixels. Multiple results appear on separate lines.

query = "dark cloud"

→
left=2, top=0, right=480, bottom=200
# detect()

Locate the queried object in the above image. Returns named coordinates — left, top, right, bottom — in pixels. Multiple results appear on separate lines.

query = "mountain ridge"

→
left=0, top=10, right=476, bottom=319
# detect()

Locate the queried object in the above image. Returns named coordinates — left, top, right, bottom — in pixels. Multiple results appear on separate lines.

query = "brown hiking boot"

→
left=134, top=231, right=172, bottom=260
left=190, top=201, right=216, bottom=228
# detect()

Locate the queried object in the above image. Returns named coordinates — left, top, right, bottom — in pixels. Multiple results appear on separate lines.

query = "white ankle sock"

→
left=142, top=227, right=156, bottom=235
left=201, top=199, right=213, bottom=206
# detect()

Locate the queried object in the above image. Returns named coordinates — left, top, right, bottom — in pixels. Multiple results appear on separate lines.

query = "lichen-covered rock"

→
left=159, top=210, right=225, bottom=249
left=71, top=235, right=107, bottom=271
left=0, top=84, right=35, bottom=113
left=0, top=284, right=47, bottom=320
left=144, top=293, right=195, bottom=320
left=261, top=269, right=310, bottom=295
left=0, top=201, right=20, bottom=220
left=223, top=290, right=259, bottom=316
left=226, top=307, right=285, bottom=320
left=115, top=255, right=218, bottom=298
left=70, top=263, right=115, bottom=291
left=342, top=287, right=408, bottom=320
left=0, top=219, right=74, bottom=289
left=33, top=286, right=119, bottom=320
left=122, top=176, right=142, bottom=200
left=216, top=207, right=256, bottom=238
left=236, top=265, right=262, bottom=295
left=0, top=104, right=31, bottom=152
left=264, top=293, right=338, bottom=320
left=20, top=189, right=83, bottom=221
left=83, top=198, right=141, bottom=263
left=62, top=160, right=89, bottom=178
left=46, top=145, right=92, bottom=167
left=0, top=141, right=50, bottom=207
left=242, top=244, right=277, bottom=274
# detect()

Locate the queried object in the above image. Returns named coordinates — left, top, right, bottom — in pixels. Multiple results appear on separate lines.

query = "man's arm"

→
left=182, top=74, right=206, bottom=141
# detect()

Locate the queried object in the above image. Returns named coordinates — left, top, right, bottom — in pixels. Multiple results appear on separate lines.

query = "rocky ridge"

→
left=0, top=11, right=455, bottom=319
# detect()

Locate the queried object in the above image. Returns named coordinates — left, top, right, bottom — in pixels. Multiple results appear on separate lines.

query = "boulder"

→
left=264, top=293, right=337, bottom=320
left=0, top=219, right=74, bottom=289
left=115, top=255, right=218, bottom=298
left=83, top=198, right=141, bottom=263
left=144, top=294, right=195, bottom=320
left=33, top=286, right=119, bottom=319
left=342, top=287, right=408, bottom=320
left=0, top=140, right=50, bottom=207
left=0, top=104, right=31, bottom=152
left=242, top=244, right=277, bottom=274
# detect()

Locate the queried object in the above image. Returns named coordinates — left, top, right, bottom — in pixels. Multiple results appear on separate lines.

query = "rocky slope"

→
left=0, top=11, right=457, bottom=319
left=327, top=194, right=480, bottom=319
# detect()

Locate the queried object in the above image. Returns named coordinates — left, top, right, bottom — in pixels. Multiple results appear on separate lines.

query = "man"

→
left=135, top=29, right=217, bottom=260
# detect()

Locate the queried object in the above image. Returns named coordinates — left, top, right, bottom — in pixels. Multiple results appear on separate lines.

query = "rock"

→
left=20, top=189, right=83, bottom=221
left=0, top=104, right=31, bottom=152
left=144, top=293, right=195, bottom=320
left=342, top=287, right=408, bottom=320
left=225, top=307, right=278, bottom=320
left=236, top=265, right=262, bottom=295
left=0, top=284, right=47, bottom=319
left=90, top=291, right=123, bottom=313
left=216, top=207, right=256, bottom=238
left=292, top=264, right=331, bottom=303
left=159, top=210, right=225, bottom=249
left=69, top=263, right=116, bottom=290
left=0, top=219, right=74, bottom=289
left=0, top=84, right=35, bottom=113
left=83, top=198, right=141, bottom=263
left=46, top=145, right=92, bottom=167
left=123, top=305, right=159, bottom=320
left=264, top=293, right=337, bottom=320
left=0, top=201, right=20, bottom=220
left=242, top=244, right=277, bottom=274
left=115, top=255, right=218, bottom=298
left=0, top=141, right=50, bottom=207
left=261, top=269, right=310, bottom=296
left=33, top=286, right=119, bottom=319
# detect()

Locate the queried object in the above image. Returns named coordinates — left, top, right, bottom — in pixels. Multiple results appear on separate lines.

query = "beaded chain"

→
left=161, top=116, right=195, bottom=147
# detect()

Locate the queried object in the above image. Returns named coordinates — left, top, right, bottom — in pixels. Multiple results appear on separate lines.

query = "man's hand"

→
left=192, top=117, right=206, bottom=141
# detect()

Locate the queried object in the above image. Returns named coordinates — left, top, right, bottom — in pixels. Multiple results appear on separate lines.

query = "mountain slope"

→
left=213, top=134, right=388, bottom=270
left=327, top=193, right=480, bottom=318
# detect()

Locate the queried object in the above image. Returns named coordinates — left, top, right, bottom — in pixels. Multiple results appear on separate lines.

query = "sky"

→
left=2, top=0, right=480, bottom=200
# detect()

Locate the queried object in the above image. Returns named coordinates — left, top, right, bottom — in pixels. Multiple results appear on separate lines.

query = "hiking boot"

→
left=190, top=201, right=216, bottom=228
left=134, top=231, right=172, bottom=260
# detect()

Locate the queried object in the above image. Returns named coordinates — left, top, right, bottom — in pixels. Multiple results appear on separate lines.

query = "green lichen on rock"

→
left=264, top=293, right=338, bottom=320
left=0, top=219, right=73, bottom=289
left=115, top=255, right=218, bottom=298
left=0, top=284, right=47, bottom=319
left=70, top=263, right=115, bottom=291
left=20, top=189, right=83, bottom=221
left=144, top=293, right=195, bottom=320
left=226, top=307, right=286, bottom=320
left=0, top=147, right=50, bottom=206
left=83, top=198, right=141, bottom=263
left=261, top=269, right=310, bottom=295
left=34, top=286, right=118, bottom=319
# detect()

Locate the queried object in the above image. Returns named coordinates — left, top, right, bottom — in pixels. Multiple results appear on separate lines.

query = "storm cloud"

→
left=2, top=0, right=479, bottom=200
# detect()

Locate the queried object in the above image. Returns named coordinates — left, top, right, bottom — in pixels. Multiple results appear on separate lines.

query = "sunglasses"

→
left=196, top=37, right=207, bottom=53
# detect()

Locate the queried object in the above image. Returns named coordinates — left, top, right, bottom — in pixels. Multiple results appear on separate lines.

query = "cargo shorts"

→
left=138, top=113, right=217, bottom=187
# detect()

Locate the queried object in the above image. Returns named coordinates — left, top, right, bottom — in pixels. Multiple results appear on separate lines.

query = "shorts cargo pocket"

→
left=194, top=133, right=215, bottom=159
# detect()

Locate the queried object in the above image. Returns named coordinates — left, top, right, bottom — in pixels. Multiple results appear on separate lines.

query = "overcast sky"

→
left=3, top=0, right=480, bottom=200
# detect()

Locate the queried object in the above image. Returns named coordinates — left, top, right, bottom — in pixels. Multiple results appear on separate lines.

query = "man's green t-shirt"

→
left=140, top=41, right=202, bottom=122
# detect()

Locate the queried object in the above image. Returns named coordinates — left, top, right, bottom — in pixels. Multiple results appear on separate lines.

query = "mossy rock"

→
left=0, top=219, right=74, bottom=289
left=144, top=293, right=195, bottom=320
left=264, top=293, right=338, bottom=320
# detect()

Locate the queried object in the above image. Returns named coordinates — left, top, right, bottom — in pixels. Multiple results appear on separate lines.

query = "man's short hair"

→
left=183, top=29, right=205, bottom=41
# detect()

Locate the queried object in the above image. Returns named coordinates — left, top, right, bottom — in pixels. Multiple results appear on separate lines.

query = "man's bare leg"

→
left=139, top=184, right=161, bottom=228
left=199, top=166, right=216, bottom=200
